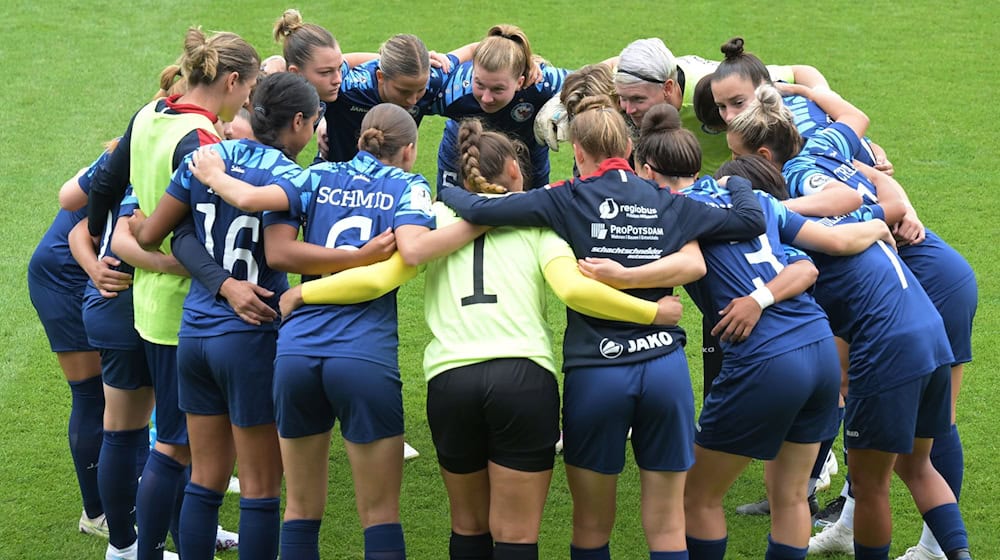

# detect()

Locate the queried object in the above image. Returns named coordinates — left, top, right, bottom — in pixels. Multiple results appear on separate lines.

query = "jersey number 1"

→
left=460, top=236, right=497, bottom=306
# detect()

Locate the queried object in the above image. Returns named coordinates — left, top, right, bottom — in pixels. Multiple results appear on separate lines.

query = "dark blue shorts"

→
left=144, top=341, right=187, bottom=446
left=177, top=331, right=276, bottom=427
left=696, top=337, right=841, bottom=459
left=426, top=358, right=560, bottom=474
left=273, top=355, right=403, bottom=442
left=101, top=346, right=151, bottom=390
left=562, top=350, right=695, bottom=474
left=935, top=277, right=977, bottom=365
left=844, top=364, right=951, bottom=453
left=28, top=280, right=93, bottom=353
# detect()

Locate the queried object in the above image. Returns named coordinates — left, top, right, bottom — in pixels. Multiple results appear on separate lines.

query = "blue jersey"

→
left=432, top=61, right=568, bottom=190
left=783, top=95, right=876, bottom=166
left=784, top=123, right=881, bottom=204
left=83, top=187, right=141, bottom=350
left=682, top=178, right=832, bottom=364
left=166, top=139, right=298, bottom=337
left=323, top=55, right=459, bottom=163
left=805, top=213, right=953, bottom=397
left=266, top=151, right=437, bottom=367
left=27, top=152, right=107, bottom=291
left=439, top=158, right=767, bottom=370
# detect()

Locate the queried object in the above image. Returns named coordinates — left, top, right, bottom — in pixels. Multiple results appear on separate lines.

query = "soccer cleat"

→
left=813, top=495, right=846, bottom=528
left=895, top=544, right=946, bottom=560
left=403, top=441, right=420, bottom=460
left=736, top=498, right=771, bottom=515
left=808, top=521, right=854, bottom=555
left=216, top=524, right=239, bottom=552
left=227, top=475, right=241, bottom=494
left=817, top=450, right=839, bottom=492
left=105, top=541, right=137, bottom=560
left=79, top=510, right=110, bottom=539
left=809, top=493, right=820, bottom=516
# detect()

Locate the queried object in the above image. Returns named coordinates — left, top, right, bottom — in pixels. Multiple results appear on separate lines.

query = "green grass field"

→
left=2, top=1, right=998, bottom=558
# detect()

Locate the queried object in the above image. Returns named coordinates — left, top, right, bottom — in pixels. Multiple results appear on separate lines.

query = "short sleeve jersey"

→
left=433, top=61, right=568, bottom=190
left=266, top=151, right=436, bottom=368
left=681, top=179, right=831, bottom=364
left=803, top=212, right=953, bottom=396
left=166, top=139, right=303, bottom=337
left=781, top=95, right=877, bottom=166
left=323, top=55, right=460, bottom=162
left=423, top=201, right=572, bottom=380
left=784, top=122, right=880, bottom=203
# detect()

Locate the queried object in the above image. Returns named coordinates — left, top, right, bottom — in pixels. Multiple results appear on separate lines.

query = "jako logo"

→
left=591, top=223, right=608, bottom=239
left=846, top=430, right=860, bottom=438
left=599, top=338, right=623, bottom=359
left=599, top=198, right=619, bottom=219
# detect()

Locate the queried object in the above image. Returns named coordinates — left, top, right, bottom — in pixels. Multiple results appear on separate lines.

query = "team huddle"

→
left=27, top=9, right=977, bottom=560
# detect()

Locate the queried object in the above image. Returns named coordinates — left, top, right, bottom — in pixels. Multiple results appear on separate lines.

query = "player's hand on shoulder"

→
left=428, top=51, right=451, bottom=72
left=219, top=277, right=277, bottom=326
left=189, top=146, right=227, bottom=185
left=653, top=295, right=683, bottom=326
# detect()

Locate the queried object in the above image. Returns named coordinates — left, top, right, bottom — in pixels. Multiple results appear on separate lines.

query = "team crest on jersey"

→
left=807, top=173, right=834, bottom=192
left=510, top=102, right=535, bottom=123
left=406, top=105, right=421, bottom=118
left=598, top=198, right=619, bottom=219
left=599, top=338, right=624, bottom=359
left=410, top=185, right=433, bottom=213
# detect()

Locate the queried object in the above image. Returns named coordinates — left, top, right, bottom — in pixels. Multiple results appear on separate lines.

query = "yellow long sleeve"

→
left=300, top=252, right=418, bottom=305
left=542, top=256, right=657, bottom=324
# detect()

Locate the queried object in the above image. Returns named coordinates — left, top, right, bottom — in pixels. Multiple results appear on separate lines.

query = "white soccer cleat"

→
left=216, top=524, right=239, bottom=551
left=79, top=510, right=110, bottom=539
left=895, top=544, right=946, bottom=560
left=817, top=450, right=839, bottom=492
left=227, top=475, right=241, bottom=495
left=105, top=541, right=137, bottom=560
left=808, top=521, right=854, bottom=555
left=403, top=442, right=420, bottom=460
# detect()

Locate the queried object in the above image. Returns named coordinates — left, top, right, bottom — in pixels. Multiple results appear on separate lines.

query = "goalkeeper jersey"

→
left=423, top=202, right=569, bottom=380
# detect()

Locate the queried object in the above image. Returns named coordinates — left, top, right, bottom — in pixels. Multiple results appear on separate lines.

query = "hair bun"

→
left=574, top=94, right=616, bottom=116
left=755, top=83, right=783, bottom=111
left=640, top=103, right=682, bottom=135
left=721, top=37, right=745, bottom=60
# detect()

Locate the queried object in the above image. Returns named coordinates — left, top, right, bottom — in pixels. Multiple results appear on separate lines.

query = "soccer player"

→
left=129, top=72, right=327, bottom=560
left=579, top=104, right=895, bottom=559
left=439, top=95, right=768, bottom=560
left=320, top=33, right=476, bottom=162
left=750, top=82, right=978, bottom=560
left=276, top=118, right=689, bottom=560
left=85, top=28, right=260, bottom=560
left=190, top=102, right=485, bottom=559
left=727, top=84, right=974, bottom=560
left=431, top=24, right=570, bottom=191
left=706, top=37, right=889, bottom=172
left=28, top=164, right=112, bottom=542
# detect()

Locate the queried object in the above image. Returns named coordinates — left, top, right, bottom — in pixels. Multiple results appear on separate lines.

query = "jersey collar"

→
left=164, top=94, right=220, bottom=122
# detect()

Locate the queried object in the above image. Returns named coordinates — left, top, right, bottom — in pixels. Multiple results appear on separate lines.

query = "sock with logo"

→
left=135, top=448, right=185, bottom=557
left=68, top=376, right=105, bottom=519
left=98, top=427, right=146, bottom=549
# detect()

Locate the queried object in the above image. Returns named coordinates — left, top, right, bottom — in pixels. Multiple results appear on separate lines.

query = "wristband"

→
left=748, top=286, right=775, bottom=309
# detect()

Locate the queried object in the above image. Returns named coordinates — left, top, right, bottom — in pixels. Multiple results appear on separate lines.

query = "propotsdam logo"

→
left=598, top=198, right=619, bottom=219
left=599, top=338, right=624, bottom=359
